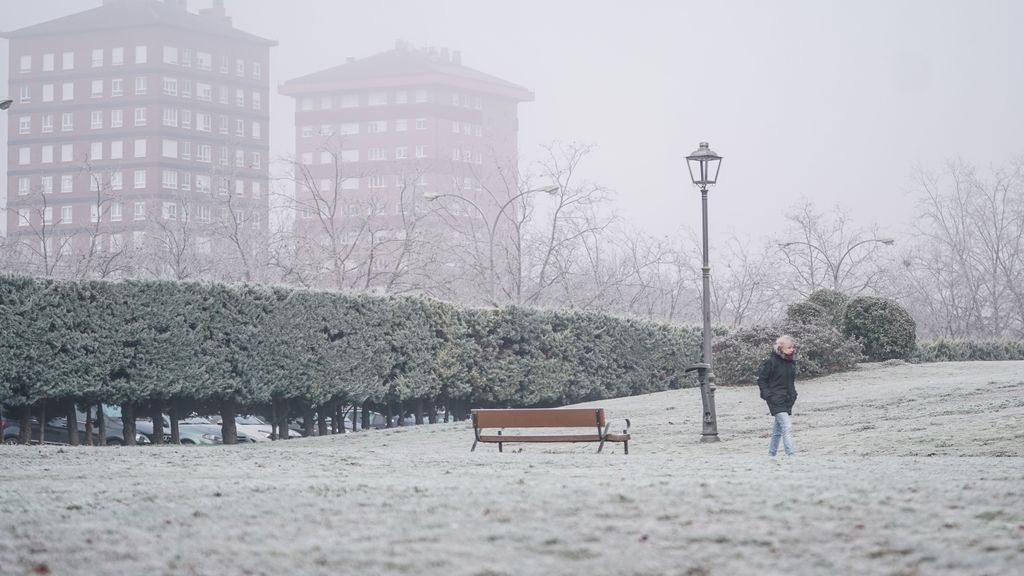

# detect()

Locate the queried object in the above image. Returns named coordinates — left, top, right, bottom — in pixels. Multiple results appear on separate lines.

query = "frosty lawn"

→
left=1, top=361, right=1022, bottom=575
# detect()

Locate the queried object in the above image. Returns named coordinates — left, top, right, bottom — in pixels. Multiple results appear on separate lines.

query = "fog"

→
left=2, top=0, right=1022, bottom=243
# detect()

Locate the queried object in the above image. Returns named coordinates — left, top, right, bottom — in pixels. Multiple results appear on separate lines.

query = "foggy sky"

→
left=2, top=0, right=1022, bottom=244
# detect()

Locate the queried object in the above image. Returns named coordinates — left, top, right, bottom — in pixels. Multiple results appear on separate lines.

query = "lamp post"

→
left=0, top=98, right=13, bottom=111
left=686, top=141, right=722, bottom=443
left=780, top=237, right=895, bottom=292
left=425, top=185, right=558, bottom=305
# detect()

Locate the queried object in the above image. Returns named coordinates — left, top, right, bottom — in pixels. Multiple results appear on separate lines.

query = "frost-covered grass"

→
left=2, top=361, right=1022, bottom=575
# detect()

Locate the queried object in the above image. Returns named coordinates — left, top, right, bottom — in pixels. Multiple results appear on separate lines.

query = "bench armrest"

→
left=603, top=418, right=631, bottom=436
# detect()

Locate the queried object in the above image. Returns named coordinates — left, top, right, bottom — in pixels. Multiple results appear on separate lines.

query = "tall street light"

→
left=424, top=185, right=559, bottom=305
left=686, top=141, right=722, bottom=443
left=780, top=237, right=895, bottom=292
left=0, top=98, right=14, bottom=110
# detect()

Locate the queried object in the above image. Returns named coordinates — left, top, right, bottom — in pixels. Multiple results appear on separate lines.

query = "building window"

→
left=368, top=148, right=386, bottom=161
left=110, top=202, right=123, bottom=222
left=180, top=172, right=191, bottom=191
left=90, top=111, right=104, bottom=129
left=180, top=141, right=191, bottom=160
left=415, top=118, right=427, bottom=130
left=42, top=147, right=55, bottom=166
left=42, top=114, right=53, bottom=133
left=340, top=150, right=359, bottom=162
left=368, top=175, right=385, bottom=189
left=395, top=146, right=408, bottom=159
left=18, top=147, right=30, bottom=166
left=415, top=145, right=427, bottom=158
left=134, top=202, right=146, bottom=220
left=415, top=89, right=429, bottom=103
left=235, top=150, right=245, bottom=168
left=339, top=122, right=359, bottom=136
left=62, top=51, right=75, bottom=70
left=135, top=45, right=148, bottom=64
left=112, top=47, right=124, bottom=66
left=42, top=176, right=54, bottom=193
left=252, top=122, right=261, bottom=139
left=252, top=92, right=261, bottom=111
left=111, top=172, right=122, bottom=191
left=42, top=84, right=54, bottom=102
left=235, top=59, right=245, bottom=76
left=90, top=142, right=103, bottom=160
left=19, top=85, right=31, bottom=103
left=341, top=177, right=359, bottom=190
left=196, top=144, right=211, bottom=163
left=18, top=177, right=30, bottom=196
left=236, top=119, right=245, bottom=137
left=162, top=108, right=178, bottom=127
left=18, top=208, right=30, bottom=227
left=91, top=48, right=103, bottom=68
left=161, top=171, right=178, bottom=190
left=162, top=77, right=178, bottom=96
left=162, top=139, right=178, bottom=158
left=61, top=206, right=73, bottom=224
left=111, top=78, right=124, bottom=97
left=395, top=119, right=408, bottom=132
left=395, top=90, right=408, bottom=104
left=62, top=82, right=75, bottom=101
left=62, top=112, right=74, bottom=131
left=135, top=76, right=147, bottom=95
left=368, top=92, right=387, bottom=106
left=181, top=79, right=192, bottom=99
left=367, top=120, right=387, bottom=134
left=181, top=110, right=192, bottom=128
left=19, top=55, right=32, bottom=72
left=301, top=126, right=313, bottom=138
left=90, top=205, right=100, bottom=224
left=134, top=139, right=147, bottom=158
left=18, top=116, right=31, bottom=135
left=61, top=175, right=74, bottom=193
left=61, top=144, right=73, bottom=162
left=452, top=148, right=460, bottom=161
left=134, top=170, right=147, bottom=189
left=236, top=89, right=245, bottom=107
left=252, top=62, right=262, bottom=79
left=252, top=181, right=262, bottom=198
left=252, top=152, right=262, bottom=169
left=196, top=174, right=211, bottom=193
left=320, top=96, right=332, bottom=110
left=162, top=46, right=178, bottom=65
left=300, top=97, right=313, bottom=111
left=218, top=86, right=228, bottom=105
left=90, top=80, right=103, bottom=98
left=196, top=51, right=211, bottom=70
left=197, top=83, right=212, bottom=101
left=134, top=108, right=147, bottom=127
left=43, top=207, right=53, bottom=225
left=340, top=94, right=358, bottom=108
left=111, top=109, right=124, bottom=128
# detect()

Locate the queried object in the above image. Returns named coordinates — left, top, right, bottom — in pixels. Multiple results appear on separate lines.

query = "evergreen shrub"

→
left=914, top=339, right=1024, bottom=362
left=842, top=297, right=917, bottom=361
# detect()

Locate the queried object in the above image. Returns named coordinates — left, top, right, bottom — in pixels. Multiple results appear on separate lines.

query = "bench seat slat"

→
left=473, top=408, right=605, bottom=428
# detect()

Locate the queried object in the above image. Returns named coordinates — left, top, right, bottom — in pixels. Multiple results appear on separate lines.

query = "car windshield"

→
left=236, top=416, right=267, bottom=425
left=181, top=417, right=215, bottom=425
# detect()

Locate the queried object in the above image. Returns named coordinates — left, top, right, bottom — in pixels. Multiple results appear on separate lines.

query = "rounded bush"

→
left=785, top=289, right=849, bottom=330
left=842, top=297, right=917, bottom=361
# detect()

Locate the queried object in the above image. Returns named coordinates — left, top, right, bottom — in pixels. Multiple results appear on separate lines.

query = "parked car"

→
left=135, top=415, right=254, bottom=444
left=208, top=415, right=300, bottom=442
left=1, top=403, right=150, bottom=446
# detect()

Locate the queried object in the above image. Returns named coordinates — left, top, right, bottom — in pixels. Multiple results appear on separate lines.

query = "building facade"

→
left=279, top=42, right=533, bottom=269
left=3, top=0, right=275, bottom=279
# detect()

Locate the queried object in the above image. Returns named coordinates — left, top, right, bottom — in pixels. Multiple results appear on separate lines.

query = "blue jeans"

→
left=768, top=412, right=794, bottom=457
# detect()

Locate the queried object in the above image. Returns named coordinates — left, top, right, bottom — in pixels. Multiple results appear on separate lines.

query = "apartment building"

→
left=279, top=41, right=534, bottom=242
left=3, top=0, right=275, bottom=275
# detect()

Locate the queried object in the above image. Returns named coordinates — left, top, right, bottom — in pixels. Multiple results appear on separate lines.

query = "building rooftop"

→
left=281, top=41, right=532, bottom=101
left=0, top=0, right=277, bottom=46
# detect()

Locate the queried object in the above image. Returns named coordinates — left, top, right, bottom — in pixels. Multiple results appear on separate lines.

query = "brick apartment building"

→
left=3, top=0, right=275, bottom=278
left=279, top=41, right=534, bottom=247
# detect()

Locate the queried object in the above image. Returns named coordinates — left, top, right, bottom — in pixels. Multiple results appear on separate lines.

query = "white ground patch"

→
left=1, top=361, right=1022, bottom=575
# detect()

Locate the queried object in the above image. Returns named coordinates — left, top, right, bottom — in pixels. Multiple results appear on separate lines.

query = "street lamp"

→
left=685, top=141, right=722, bottom=443
left=780, top=237, right=895, bottom=291
left=0, top=98, right=14, bottom=111
left=424, top=185, right=558, bottom=305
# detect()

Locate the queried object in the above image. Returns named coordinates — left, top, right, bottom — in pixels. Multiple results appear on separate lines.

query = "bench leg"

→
left=597, top=439, right=605, bottom=453
left=498, top=430, right=502, bottom=453
left=624, top=440, right=629, bottom=455
left=471, top=439, right=477, bottom=452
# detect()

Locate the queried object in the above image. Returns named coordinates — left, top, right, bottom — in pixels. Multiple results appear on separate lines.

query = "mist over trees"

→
left=3, top=147, right=1022, bottom=340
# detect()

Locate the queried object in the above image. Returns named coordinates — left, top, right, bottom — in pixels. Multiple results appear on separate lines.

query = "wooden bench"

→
left=471, top=408, right=631, bottom=454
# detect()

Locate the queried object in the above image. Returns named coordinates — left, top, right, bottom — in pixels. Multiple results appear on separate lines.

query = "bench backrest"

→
left=472, top=408, right=605, bottom=429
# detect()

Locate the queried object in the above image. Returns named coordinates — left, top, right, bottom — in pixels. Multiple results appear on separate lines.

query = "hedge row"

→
left=913, top=339, right=1024, bottom=362
left=0, top=275, right=704, bottom=419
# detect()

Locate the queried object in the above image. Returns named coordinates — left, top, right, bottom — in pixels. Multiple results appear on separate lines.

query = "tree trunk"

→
left=361, top=400, right=371, bottom=431
left=414, top=397, right=425, bottom=425
left=276, top=397, right=290, bottom=440
left=121, top=402, right=137, bottom=446
left=18, top=408, right=31, bottom=444
left=427, top=400, right=437, bottom=424
left=332, top=402, right=343, bottom=434
left=168, top=403, right=180, bottom=444
left=150, top=403, right=164, bottom=445
left=66, top=400, right=79, bottom=446
left=220, top=398, right=238, bottom=444
left=38, top=402, right=46, bottom=444
left=303, top=407, right=315, bottom=437
left=84, top=403, right=94, bottom=446
left=317, top=409, right=328, bottom=436
left=270, top=397, right=278, bottom=440
left=97, top=403, right=107, bottom=446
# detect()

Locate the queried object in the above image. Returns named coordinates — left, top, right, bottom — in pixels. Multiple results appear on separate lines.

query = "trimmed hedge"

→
left=712, top=322, right=864, bottom=385
left=842, top=297, right=917, bottom=361
left=0, top=275, right=703, bottom=417
left=914, top=339, right=1024, bottom=362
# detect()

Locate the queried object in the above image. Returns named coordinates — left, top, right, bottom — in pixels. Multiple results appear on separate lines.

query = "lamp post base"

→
left=700, top=433, right=721, bottom=443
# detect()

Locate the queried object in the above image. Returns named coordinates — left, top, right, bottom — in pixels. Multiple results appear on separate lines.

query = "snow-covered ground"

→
left=1, top=361, right=1022, bottom=575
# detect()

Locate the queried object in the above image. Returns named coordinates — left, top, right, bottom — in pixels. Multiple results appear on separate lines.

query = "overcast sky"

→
left=3, top=0, right=1022, bottom=243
